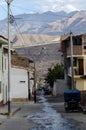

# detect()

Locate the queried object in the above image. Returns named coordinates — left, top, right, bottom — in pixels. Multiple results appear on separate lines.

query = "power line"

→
left=0, top=4, right=7, bottom=12
left=10, top=4, right=69, bottom=18
left=9, top=9, right=29, bottom=58
left=2, top=0, right=86, bottom=46
left=9, top=12, right=54, bottom=49
left=11, top=4, right=37, bottom=12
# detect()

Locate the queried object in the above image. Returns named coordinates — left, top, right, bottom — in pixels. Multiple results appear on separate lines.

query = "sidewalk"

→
left=0, top=99, right=37, bottom=116
left=0, top=103, right=21, bottom=116
left=0, top=98, right=43, bottom=130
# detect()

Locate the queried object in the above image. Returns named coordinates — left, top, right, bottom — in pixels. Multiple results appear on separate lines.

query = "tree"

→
left=45, top=64, right=64, bottom=88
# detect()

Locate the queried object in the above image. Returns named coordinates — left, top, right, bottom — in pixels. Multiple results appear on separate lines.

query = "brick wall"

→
left=67, top=45, right=82, bottom=56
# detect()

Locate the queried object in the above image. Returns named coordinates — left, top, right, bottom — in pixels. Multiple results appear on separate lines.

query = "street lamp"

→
left=7, top=0, right=13, bottom=115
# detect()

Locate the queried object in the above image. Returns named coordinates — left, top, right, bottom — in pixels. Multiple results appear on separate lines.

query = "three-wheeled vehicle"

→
left=64, top=89, right=82, bottom=112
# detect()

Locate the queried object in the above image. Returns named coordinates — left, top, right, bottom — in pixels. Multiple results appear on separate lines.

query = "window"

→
left=73, top=37, right=82, bottom=45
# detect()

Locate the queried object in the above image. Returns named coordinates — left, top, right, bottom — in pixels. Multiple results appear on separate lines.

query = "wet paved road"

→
left=27, top=95, right=78, bottom=130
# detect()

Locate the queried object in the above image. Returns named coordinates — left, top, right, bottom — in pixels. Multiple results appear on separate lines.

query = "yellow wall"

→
left=76, top=79, right=84, bottom=91
left=84, top=57, right=86, bottom=75
left=75, top=57, right=86, bottom=91
left=83, top=80, right=86, bottom=90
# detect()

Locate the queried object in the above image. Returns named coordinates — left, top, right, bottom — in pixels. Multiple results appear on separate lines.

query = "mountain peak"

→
left=0, top=10, right=86, bottom=36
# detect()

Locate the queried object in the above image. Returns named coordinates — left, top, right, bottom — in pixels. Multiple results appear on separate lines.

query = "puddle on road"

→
left=27, top=96, right=78, bottom=130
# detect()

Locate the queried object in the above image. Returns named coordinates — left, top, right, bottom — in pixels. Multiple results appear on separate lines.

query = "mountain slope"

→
left=11, top=34, right=59, bottom=47
left=0, top=11, right=86, bottom=36
left=1, top=10, right=86, bottom=79
left=15, top=43, right=61, bottom=79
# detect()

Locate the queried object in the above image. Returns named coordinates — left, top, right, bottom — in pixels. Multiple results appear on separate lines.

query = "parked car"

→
left=64, top=89, right=82, bottom=112
left=42, top=87, right=51, bottom=95
left=44, top=89, right=50, bottom=95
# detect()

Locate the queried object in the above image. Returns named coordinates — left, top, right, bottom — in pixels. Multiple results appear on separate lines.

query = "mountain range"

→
left=1, top=10, right=86, bottom=79
left=0, top=10, right=86, bottom=37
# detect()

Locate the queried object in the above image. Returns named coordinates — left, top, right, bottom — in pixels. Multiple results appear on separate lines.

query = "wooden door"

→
left=78, top=59, right=83, bottom=75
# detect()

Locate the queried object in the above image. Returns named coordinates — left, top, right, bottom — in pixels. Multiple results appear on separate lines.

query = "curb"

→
left=10, top=107, right=21, bottom=116
left=0, top=107, right=21, bottom=116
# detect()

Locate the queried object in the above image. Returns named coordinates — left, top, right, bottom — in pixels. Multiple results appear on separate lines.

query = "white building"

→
left=2, top=47, right=34, bottom=104
left=11, top=66, right=29, bottom=101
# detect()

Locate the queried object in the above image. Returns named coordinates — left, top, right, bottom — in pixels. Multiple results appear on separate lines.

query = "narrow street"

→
left=27, top=95, right=79, bottom=130
left=0, top=94, right=86, bottom=130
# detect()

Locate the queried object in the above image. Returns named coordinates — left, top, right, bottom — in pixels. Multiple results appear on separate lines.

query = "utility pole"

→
left=7, top=0, right=13, bottom=115
left=70, top=31, right=74, bottom=90
left=33, top=61, right=36, bottom=103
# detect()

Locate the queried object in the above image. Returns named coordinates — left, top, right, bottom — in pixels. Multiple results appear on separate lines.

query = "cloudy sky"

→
left=0, top=0, right=85, bottom=20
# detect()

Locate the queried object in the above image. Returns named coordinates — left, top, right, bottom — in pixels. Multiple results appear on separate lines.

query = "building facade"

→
left=61, top=33, right=86, bottom=91
left=0, top=35, right=34, bottom=105
left=0, top=36, right=8, bottom=106
left=11, top=53, right=34, bottom=102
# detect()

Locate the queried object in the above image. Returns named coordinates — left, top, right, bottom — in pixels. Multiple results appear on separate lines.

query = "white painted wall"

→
left=11, top=67, right=28, bottom=99
left=2, top=52, right=8, bottom=104
left=2, top=47, right=33, bottom=103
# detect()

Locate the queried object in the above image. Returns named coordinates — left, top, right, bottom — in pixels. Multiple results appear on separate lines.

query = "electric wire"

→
left=2, top=0, right=86, bottom=44
left=11, top=4, right=37, bottom=13
left=0, top=3, right=6, bottom=12
left=9, top=6, right=51, bottom=57
left=10, top=12, right=29, bottom=58
left=2, top=0, right=86, bottom=29
left=4, top=0, right=29, bottom=58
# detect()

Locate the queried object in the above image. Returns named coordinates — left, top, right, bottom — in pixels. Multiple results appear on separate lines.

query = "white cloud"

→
left=60, top=4, right=79, bottom=12
left=0, top=0, right=85, bottom=20
left=28, top=0, right=86, bottom=13
left=10, top=0, right=86, bottom=14
left=65, top=4, right=78, bottom=12
left=0, top=1, right=6, bottom=6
